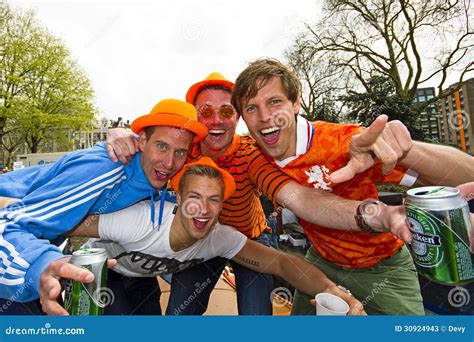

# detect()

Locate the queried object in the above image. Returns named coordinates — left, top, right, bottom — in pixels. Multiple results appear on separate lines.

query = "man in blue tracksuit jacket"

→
left=0, top=98, right=207, bottom=308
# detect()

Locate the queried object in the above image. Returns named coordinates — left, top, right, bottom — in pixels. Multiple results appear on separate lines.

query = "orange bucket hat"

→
left=185, top=72, right=235, bottom=104
left=170, top=157, right=236, bottom=200
left=131, top=98, right=208, bottom=142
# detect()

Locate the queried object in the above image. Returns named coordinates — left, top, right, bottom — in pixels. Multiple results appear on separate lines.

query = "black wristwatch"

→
left=354, top=199, right=386, bottom=235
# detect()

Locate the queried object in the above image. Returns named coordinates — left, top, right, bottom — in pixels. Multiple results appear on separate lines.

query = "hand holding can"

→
left=64, top=248, right=109, bottom=315
left=405, top=186, right=474, bottom=285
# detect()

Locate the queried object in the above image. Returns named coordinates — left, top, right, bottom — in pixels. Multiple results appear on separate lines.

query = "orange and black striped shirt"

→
left=188, top=135, right=293, bottom=238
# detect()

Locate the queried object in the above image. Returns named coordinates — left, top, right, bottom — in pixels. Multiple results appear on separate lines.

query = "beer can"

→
left=405, top=186, right=473, bottom=285
left=64, top=248, right=108, bottom=315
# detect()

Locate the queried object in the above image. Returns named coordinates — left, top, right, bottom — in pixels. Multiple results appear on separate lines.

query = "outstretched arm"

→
left=0, top=198, right=102, bottom=314
left=232, top=240, right=366, bottom=315
left=0, top=149, right=126, bottom=302
left=329, top=115, right=474, bottom=187
left=277, top=182, right=413, bottom=243
left=400, top=142, right=474, bottom=186
left=67, top=216, right=100, bottom=238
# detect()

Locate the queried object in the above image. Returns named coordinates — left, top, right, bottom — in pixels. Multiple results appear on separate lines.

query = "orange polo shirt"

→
left=188, top=135, right=293, bottom=238
left=270, top=117, right=418, bottom=268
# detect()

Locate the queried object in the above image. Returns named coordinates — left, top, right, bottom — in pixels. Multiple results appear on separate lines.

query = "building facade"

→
left=414, top=87, right=442, bottom=141
left=0, top=117, right=130, bottom=169
left=436, top=78, right=474, bottom=155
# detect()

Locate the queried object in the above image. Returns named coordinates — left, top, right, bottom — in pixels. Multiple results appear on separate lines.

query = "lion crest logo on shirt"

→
left=304, top=165, right=332, bottom=191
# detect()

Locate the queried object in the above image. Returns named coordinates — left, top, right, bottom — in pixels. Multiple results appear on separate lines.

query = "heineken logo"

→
left=412, top=232, right=442, bottom=247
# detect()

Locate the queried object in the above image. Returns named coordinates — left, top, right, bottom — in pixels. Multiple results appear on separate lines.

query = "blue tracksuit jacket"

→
left=0, top=142, right=167, bottom=301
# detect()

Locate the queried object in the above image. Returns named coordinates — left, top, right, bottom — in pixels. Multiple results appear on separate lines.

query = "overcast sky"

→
left=10, top=0, right=323, bottom=133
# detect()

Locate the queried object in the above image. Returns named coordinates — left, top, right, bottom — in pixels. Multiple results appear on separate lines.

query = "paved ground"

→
left=158, top=276, right=239, bottom=315
left=157, top=275, right=292, bottom=315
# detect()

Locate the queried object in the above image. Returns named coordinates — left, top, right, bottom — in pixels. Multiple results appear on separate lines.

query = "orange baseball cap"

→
left=131, top=98, right=208, bottom=142
left=185, top=72, right=235, bottom=104
left=170, top=157, right=236, bottom=200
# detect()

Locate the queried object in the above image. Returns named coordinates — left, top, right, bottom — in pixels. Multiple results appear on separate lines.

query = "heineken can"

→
left=64, top=248, right=108, bottom=315
left=405, top=186, right=473, bottom=285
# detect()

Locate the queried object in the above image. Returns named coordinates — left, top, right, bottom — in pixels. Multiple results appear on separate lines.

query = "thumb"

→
left=329, top=164, right=357, bottom=184
left=457, top=182, right=474, bottom=199
left=107, top=259, right=117, bottom=268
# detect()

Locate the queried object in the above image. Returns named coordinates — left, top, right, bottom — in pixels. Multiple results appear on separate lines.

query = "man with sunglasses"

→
left=106, top=74, right=411, bottom=315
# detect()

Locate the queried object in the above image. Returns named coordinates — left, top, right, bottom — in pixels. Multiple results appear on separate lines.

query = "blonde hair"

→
left=179, top=165, right=223, bottom=194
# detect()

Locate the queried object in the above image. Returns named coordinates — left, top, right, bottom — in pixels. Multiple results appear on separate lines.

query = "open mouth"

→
left=259, top=126, right=281, bottom=145
left=208, top=129, right=226, bottom=137
left=193, top=217, right=210, bottom=230
left=155, top=170, right=171, bottom=181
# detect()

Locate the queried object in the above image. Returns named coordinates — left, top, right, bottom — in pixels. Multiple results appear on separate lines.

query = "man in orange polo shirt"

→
left=230, top=58, right=474, bottom=315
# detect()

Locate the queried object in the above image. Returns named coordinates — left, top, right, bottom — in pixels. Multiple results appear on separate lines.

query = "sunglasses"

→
left=197, top=105, right=236, bottom=120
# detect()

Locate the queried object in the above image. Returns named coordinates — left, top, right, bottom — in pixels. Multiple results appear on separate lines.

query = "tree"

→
left=286, top=36, right=347, bottom=123
left=0, top=2, right=95, bottom=163
left=286, top=0, right=473, bottom=127
left=340, top=75, right=427, bottom=140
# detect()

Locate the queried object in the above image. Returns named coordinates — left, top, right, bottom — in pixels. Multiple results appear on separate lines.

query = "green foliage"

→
left=303, top=96, right=341, bottom=123
left=376, top=184, right=409, bottom=195
left=340, top=75, right=427, bottom=140
left=285, top=34, right=346, bottom=123
left=0, top=2, right=95, bottom=158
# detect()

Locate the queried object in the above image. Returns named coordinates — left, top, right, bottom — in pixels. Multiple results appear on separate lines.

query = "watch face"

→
left=356, top=199, right=385, bottom=235
left=360, top=200, right=382, bottom=219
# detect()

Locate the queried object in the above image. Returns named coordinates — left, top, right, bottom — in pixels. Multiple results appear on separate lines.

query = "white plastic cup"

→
left=315, top=292, right=349, bottom=316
